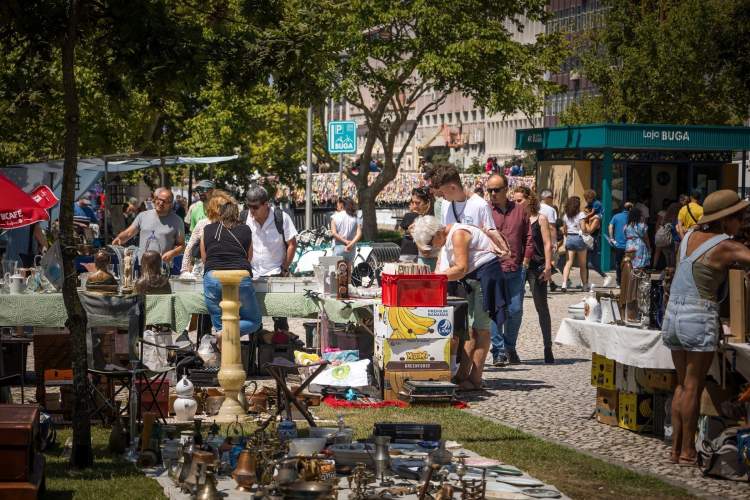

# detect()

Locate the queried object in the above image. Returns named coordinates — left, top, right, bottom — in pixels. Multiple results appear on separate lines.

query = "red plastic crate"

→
left=381, top=273, right=447, bottom=307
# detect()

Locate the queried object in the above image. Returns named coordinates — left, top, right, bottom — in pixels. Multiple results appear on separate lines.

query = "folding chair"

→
left=258, top=360, right=328, bottom=431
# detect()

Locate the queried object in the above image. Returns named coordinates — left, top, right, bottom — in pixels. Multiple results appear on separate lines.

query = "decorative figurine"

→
left=121, top=248, right=135, bottom=290
left=173, top=375, right=198, bottom=422
left=134, top=250, right=171, bottom=294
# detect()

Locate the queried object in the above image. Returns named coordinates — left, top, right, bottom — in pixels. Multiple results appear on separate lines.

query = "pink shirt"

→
left=491, top=201, right=533, bottom=273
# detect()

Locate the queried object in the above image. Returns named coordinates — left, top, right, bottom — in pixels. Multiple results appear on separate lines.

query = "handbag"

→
left=655, top=223, right=674, bottom=248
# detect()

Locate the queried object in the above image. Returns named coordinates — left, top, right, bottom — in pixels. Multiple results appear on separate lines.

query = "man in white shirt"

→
left=241, top=186, right=298, bottom=277
left=430, top=165, right=495, bottom=229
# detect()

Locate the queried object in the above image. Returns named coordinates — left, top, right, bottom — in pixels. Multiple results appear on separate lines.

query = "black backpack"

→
left=239, top=206, right=287, bottom=251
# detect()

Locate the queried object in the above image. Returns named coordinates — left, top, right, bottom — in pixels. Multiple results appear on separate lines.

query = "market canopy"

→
left=0, top=173, right=51, bottom=230
left=5, top=154, right=239, bottom=174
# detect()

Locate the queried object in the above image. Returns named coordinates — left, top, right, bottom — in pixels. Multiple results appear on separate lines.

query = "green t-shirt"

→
left=189, top=201, right=206, bottom=232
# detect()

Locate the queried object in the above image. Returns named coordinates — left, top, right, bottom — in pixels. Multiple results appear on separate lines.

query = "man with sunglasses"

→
left=113, top=187, right=185, bottom=263
left=185, top=179, right=215, bottom=233
left=486, top=174, right=533, bottom=366
left=241, top=185, right=298, bottom=278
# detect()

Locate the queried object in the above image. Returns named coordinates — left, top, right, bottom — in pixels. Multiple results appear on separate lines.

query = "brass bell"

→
left=194, top=470, right=223, bottom=500
left=184, top=450, right=216, bottom=493
left=232, top=449, right=258, bottom=491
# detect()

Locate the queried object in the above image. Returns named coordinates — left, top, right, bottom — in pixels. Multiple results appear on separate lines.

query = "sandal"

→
left=678, top=455, right=699, bottom=467
left=667, top=452, right=680, bottom=464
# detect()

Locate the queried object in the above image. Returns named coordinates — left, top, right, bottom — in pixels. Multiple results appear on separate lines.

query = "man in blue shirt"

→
left=608, top=202, right=632, bottom=285
left=73, top=194, right=98, bottom=224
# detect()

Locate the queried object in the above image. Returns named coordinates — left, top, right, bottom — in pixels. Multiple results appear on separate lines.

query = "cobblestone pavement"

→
left=464, top=287, right=750, bottom=499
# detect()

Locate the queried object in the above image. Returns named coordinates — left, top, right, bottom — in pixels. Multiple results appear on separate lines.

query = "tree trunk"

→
left=358, top=187, right=378, bottom=240
left=61, top=0, right=93, bottom=469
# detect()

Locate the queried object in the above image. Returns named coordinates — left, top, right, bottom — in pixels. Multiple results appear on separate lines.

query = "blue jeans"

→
left=490, top=268, right=525, bottom=356
left=333, top=244, right=355, bottom=263
left=203, top=271, right=262, bottom=335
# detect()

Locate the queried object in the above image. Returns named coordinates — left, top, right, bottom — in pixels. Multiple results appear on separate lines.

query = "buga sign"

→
left=643, top=129, right=690, bottom=143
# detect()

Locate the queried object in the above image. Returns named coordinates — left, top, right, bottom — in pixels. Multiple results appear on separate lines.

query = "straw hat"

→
left=697, top=190, right=750, bottom=224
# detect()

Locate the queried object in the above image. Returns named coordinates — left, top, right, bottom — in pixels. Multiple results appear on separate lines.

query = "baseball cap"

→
left=195, top=180, right=215, bottom=190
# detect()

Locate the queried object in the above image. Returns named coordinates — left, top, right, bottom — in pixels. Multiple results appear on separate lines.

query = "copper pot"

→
left=205, top=396, right=225, bottom=416
left=246, top=384, right=269, bottom=413
left=232, top=449, right=258, bottom=491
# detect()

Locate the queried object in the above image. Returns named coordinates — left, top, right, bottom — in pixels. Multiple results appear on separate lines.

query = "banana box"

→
left=374, top=337, right=451, bottom=371
left=373, top=305, right=454, bottom=340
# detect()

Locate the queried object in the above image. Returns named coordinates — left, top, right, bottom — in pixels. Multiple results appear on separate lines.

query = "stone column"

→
left=212, top=270, right=249, bottom=422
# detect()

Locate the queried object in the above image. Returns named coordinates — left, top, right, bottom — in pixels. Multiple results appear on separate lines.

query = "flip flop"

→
left=678, top=456, right=699, bottom=467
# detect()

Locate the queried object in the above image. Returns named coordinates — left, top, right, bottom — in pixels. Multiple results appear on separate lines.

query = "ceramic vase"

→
left=174, top=375, right=198, bottom=421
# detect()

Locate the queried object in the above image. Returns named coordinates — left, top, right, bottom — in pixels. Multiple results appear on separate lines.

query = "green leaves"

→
left=561, top=0, right=748, bottom=126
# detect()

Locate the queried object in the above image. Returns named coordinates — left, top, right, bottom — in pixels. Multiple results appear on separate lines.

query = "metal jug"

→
left=183, top=450, right=216, bottom=493
left=194, top=470, right=222, bottom=500
left=232, top=449, right=258, bottom=491
left=6, top=273, right=28, bottom=294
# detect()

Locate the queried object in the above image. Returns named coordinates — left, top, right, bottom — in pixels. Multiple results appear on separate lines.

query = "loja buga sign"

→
left=643, top=129, right=690, bottom=142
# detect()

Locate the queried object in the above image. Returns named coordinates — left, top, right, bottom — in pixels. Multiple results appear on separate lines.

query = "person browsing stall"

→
left=411, top=215, right=509, bottom=391
left=486, top=174, right=532, bottom=366
left=677, top=189, right=704, bottom=238
left=200, top=194, right=261, bottom=338
left=430, top=165, right=495, bottom=229
left=186, top=180, right=214, bottom=232
left=112, top=187, right=185, bottom=263
left=241, top=185, right=298, bottom=277
left=399, top=187, right=433, bottom=263
left=330, top=197, right=362, bottom=262
left=661, top=190, right=750, bottom=466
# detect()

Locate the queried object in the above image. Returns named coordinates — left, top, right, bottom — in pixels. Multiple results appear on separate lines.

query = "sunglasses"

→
left=154, top=197, right=172, bottom=204
left=487, top=187, right=507, bottom=194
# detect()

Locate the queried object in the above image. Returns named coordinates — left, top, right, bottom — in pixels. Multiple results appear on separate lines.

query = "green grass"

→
left=43, top=426, right=166, bottom=500
left=41, top=407, right=695, bottom=500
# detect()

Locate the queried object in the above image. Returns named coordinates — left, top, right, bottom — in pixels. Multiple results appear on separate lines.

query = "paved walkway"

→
left=466, top=289, right=750, bottom=499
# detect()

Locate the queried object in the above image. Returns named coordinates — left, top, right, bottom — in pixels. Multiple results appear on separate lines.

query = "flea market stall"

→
left=518, top=124, right=750, bottom=481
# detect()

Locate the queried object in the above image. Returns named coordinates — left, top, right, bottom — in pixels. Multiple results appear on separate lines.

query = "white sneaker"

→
left=602, top=276, right=614, bottom=288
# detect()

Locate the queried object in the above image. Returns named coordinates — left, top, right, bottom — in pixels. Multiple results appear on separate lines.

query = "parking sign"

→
left=328, top=120, right=357, bottom=154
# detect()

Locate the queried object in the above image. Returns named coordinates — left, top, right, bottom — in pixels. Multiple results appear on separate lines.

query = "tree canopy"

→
left=273, top=0, right=564, bottom=238
left=559, top=0, right=750, bottom=126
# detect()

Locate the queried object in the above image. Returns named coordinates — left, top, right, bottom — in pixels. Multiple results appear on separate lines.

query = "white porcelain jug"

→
left=6, top=273, right=28, bottom=295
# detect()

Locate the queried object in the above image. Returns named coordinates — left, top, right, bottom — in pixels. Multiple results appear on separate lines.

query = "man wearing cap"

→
left=186, top=180, right=215, bottom=232
left=112, top=187, right=185, bottom=263
left=73, top=194, right=98, bottom=224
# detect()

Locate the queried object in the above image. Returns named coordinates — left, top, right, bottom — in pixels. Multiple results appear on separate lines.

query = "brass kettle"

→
left=232, top=449, right=258, bottom=491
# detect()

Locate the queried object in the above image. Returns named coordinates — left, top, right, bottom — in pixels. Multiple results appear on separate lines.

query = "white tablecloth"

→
left=555, top=318, right=675, bottom=369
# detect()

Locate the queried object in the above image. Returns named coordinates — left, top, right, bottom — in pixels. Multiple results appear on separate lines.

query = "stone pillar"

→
left=212, top=270, right=249, bottom=422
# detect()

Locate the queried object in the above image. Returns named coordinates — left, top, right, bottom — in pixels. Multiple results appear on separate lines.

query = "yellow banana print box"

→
left=374, top=337, right=452, bottom=371
left=373, top=305, right=454, bottom=340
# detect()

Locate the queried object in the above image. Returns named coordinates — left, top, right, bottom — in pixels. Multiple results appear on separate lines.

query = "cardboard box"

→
left=618, top=391, right=653, bottom=433
left=374, top=337, right=451, bottom=371
left=591, top=353, right=616, bottom=390
left=635, top=368, right=677, bottom=392
left=373, top=305, right=454, bottom=340
left=728, top=269, right=749, bottom=343
left=379, top=368, right=452, bottom=401
left=595, top=388, right=619, bottom=426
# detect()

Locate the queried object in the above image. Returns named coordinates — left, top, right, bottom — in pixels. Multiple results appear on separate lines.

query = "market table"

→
left=555, top=318, right=674, bottom=369
left=0, top=291, right=326, bottom=332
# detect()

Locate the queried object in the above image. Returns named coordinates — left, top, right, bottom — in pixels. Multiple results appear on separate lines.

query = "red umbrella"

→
left=0, top=173, right=51, bottom=230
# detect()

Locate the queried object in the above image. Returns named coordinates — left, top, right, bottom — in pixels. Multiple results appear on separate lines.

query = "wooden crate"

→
left=0, top=404, right=39, bottom=482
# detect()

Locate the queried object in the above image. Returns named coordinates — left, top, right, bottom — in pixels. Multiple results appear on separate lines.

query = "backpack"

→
left=655, top=222, right=674, bottom=248
left=696, top=416, right=750, bottom=481
left=240, top=206, right=287, bottom=251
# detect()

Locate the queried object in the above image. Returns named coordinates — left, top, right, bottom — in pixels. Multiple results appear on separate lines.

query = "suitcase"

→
left=0, top=404, right=40, bottom=482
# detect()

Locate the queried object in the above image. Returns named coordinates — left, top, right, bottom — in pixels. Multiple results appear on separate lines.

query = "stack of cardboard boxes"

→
left=592, top=352, right=677, bottom=434
left=373, top=305, right=455, bottom=400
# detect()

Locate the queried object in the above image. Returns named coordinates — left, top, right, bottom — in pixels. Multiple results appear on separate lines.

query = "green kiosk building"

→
left=515, top=123, right=750, bottom=270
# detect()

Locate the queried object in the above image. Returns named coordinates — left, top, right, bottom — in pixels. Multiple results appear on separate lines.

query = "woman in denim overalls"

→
left=661, top=190, right=750, bottom=465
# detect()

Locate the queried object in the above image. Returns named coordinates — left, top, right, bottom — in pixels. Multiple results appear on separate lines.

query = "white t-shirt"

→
left=539, top=202, right=557, bottom=224
left=331, top=211, right=359, bottom=242
left=563, top=212, right=586, bottom=235
left=442, top=193, right=496, bottom=229
left=245, top=206, right=298, bottom=276
left=437, top=224, right=496, bottom=274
